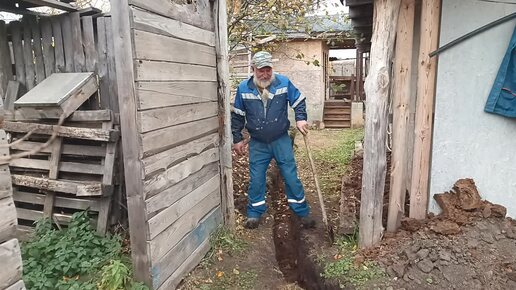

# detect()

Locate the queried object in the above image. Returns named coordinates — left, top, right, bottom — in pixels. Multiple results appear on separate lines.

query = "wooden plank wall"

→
left=0, top=14, right=119, bottom=112
left=131, top=1, right=222, bottom=288
left=0, top=130, right=26, bottom=290
left=112, top=0, right=224, bottom=288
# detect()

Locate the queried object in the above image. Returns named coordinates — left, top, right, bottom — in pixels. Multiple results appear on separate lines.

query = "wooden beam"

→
left=213, top=0, right=235, bottom=229
left=409, top=0, right=441, bottom=219
left=2, top=121, right=119, bottom=141
left=387, top=0, right=416, bottom=232
left=0, top=21, right=14, bottom=100
left=21, top=0, right=78, bottom=12
left=359, top=0, right=401, bottom=249
left=110, top=0, right=151, bottom=285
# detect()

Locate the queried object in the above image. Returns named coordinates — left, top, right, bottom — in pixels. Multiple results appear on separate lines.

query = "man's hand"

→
left=296, top=120, right=309, bottom=135
left=232, top=140, right=248, bottom=155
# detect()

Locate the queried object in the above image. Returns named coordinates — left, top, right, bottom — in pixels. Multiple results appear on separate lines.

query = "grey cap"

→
left=252, top=51, right=273, bottom=69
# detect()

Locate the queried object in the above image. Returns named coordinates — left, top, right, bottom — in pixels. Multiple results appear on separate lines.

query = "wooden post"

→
left=359, top=0, right=401, bottom=248
left=409, top=0, right=441, bottom=220
left=110, top=0, right=151, bottom=285
left=355, top=49, right=361, bottom=101
left=0, top=21, right=13, bottom=100
left=213, top=0, right=235, bottom=229
left=387, top=0, right=416, bottom=232
left=10, top=21, right=26, bottom=88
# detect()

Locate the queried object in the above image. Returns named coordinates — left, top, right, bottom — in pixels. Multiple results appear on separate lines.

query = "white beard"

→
left=253, top=73, right=275, bottom=89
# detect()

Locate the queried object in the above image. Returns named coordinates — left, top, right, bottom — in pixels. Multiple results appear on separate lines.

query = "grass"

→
left=297, top=128, right=364, bottom=197
left=320, top=232, right=385, bottom=289
left=198, top=270, right=258, bottom=290
left=200, top=226, right=248, bottom=268
left=184, top=226, right=256, bottom=289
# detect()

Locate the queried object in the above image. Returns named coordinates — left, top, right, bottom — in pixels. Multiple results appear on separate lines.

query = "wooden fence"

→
left=0, top=12, right=118, bottom=112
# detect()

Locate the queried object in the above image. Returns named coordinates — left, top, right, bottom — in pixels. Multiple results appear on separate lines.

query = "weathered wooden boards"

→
left=110, top=0, right=225, bottom=287
left=360, top=0, right=402, bottom=248
left=409, top=0, right=441, bottom=220
left=213, top=0, right=236, bottom=230
left=3, top=14, right=118, bottom=110
left=387, top=0, right=416, bottom=232
left=0, top=239, right=25, bottom=290
left=14, top=73, right=98, bottom=119
left=0, top=130, right=25, bottom=290
left=4, top=110, right=120, bottom=234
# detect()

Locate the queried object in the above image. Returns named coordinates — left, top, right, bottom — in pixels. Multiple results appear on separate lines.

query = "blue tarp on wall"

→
left=484, top=25, right=516, bottom=118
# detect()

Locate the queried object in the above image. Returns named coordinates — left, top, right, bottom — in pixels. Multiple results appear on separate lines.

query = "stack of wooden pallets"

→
left=1, top=72, right=120, bottom=237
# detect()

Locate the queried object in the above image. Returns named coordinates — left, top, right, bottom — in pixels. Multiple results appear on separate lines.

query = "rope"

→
left=0, top=112, right=67, bottom=163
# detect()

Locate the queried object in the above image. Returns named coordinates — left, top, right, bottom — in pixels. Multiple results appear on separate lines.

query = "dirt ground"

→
left=180, top=129, right=516, bottom=290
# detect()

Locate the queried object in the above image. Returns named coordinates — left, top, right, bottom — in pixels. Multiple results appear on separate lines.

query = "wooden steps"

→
left=323, top=100, right=352, bottom=128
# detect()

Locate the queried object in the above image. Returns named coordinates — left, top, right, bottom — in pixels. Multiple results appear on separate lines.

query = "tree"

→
left=227, top=0, right=320, bottom=52
left=226, top=0, right=350, bottom=60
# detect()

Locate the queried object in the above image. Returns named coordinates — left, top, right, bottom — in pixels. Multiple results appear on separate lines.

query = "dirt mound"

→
left=361, top=179, right=516, bottom=289
left=339, top=152, right=391, bottom=235
left=399, top=178, right=509, bottom=235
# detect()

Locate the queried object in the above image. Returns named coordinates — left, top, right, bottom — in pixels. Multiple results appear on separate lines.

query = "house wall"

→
left=273, top=39, right=327, bottom=122
left=430, top=0, right=516, bottom=217
left=112, top=0, right=223, bottom=288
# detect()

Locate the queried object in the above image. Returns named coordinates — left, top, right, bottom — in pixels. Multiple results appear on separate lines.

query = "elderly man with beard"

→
left=231, top=51, right=316, bottom=229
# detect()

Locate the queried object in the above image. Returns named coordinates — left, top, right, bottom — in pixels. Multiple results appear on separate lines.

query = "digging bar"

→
left=303, top=133, right=335, bottom=243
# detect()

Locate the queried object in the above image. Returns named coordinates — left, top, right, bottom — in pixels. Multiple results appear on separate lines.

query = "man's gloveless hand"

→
left=296, top=120, right=309, bottom=135
left=232, top=140, right=248, bottom=155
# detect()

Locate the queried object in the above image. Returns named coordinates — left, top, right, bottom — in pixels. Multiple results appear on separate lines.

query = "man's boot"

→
left=244, top=217, right=260, bottom=229
left=300, top=215, right=316, bottom=229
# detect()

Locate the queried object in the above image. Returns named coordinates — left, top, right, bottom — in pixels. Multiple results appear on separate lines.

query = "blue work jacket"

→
left=231, top=73, right=307, bottom=144
left=485, top=25, right=516, bottom=118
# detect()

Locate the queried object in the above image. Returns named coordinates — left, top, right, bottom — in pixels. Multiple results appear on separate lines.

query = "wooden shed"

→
left=0, top=0, right=233, bottom=288
left=110, top=0, right=233, bottom=288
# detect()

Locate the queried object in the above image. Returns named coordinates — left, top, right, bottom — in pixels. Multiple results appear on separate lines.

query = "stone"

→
left=491, top=204, right=507, bottom=218
left=417, top=259, right=434, bottom=273
left=431, top=220, right=461, bottom=235
left=481, top=232, right=495, bottom=244
left=390, top=262, right=408, bottom=277
left=508, top=272, right=516, bottom=282
left=417, top=249, right=430, bottom=259
left=386, top=287, right=394, bottom=290
left=439, top=250, right=452, bottom=261
left=403, top=249, right=417, bottom=261
left=453, top=179, right=482, bottom=210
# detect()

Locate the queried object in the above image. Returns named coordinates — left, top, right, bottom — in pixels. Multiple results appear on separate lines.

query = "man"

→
left=231, top=51, right=316, bottom=229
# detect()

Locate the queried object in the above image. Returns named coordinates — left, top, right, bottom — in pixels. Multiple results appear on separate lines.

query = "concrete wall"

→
left=273, top=39, right=327, bottom=122
left=430, top=0, right=516, bottom=217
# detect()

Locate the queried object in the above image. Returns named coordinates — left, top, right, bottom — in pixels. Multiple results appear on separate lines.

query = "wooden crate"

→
left=13, top=73, right=98, bottom=120
left=3, top=110, right=119, bottom=235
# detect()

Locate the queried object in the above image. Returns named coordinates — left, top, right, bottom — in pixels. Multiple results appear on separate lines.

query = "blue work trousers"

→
left=247, top=133, right=310, bottom=218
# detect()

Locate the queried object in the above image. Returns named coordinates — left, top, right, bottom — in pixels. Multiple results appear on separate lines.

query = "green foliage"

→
left=227, top=0, right=350, bottom=57
left=321, top=235, right=385, bottom=288
left=211, top=226, right=248, bottom=254
left=21, top=211, right=149, bottom=290
left=201, top=226, right=248, bottom=268
left=99, top=260, right=131, bottom=290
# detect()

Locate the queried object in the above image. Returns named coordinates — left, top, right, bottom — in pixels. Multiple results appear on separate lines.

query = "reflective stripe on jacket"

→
left=231, top=73, right=307, bottom=144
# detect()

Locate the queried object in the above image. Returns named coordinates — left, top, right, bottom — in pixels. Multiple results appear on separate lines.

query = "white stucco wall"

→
left=430, top=0, right=516, bottom=217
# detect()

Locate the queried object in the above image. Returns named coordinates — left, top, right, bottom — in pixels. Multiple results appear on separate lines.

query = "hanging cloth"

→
left=484, top=24, right=516, bottom=118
